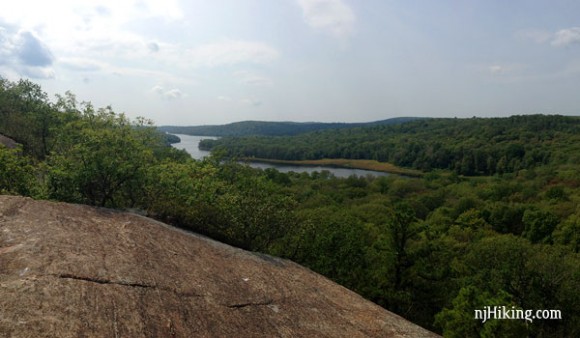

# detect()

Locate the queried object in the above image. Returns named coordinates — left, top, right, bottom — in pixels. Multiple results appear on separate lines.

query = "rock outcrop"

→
left=0, top=134, right=17, bottom=149
left=0, top=196, right=439, bottom=337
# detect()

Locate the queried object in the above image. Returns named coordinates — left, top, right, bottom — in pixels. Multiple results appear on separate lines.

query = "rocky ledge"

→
left=0, top=195, right=438, bottom=337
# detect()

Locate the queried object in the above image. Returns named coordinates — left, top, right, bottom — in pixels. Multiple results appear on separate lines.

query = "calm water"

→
left=171, top=134, right=216, bottom=159
left=171, top=134, right=389, bottom=178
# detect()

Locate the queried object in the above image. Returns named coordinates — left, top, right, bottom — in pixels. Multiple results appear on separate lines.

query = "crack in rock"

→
left=54, top=273, right=279, bottom=310
left=53, top=273, right=203, bottom=299
left=226, top=299, right=274, bottom=309
left=57, top=273, right=155, bottom=289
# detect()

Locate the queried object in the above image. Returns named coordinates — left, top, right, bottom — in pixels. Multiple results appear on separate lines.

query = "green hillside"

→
left=158, top=117, right=419, bottom=136
left=201, top=115, right=580, bottom=176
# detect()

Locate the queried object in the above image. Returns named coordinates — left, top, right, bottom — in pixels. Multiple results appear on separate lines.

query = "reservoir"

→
left=171, top=134, right=389, bottom=178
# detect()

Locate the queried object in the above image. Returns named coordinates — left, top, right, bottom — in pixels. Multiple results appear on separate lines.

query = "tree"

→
left=215, top=173, right=298, bottom=251
left=284, top=208, right=371, bottom=293
left=522, top=208, right=560, bottom=244
left=553, top=213, right=580, bottom=253
left=0, top=146, right=35, bottom=196
left=435, top=286, right=526, bottom=338
left=388, top=203, right=418, bottom=292
left=47, top=108, right=159, bottom=207
left=0, top=78, right=58, bottom=159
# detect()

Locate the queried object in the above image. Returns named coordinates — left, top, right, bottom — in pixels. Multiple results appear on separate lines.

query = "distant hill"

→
left=158, top=117, right=421, bottom=136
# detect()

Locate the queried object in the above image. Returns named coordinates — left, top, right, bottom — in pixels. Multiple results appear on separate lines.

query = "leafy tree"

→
left=456, top=235, right=580, bottom=336
left=0, top=146, right=35, bottom=195
left=143, top=159, right=224, bottom=230
left=435, top=286, right=526, bottom=338
left=284, top=208, right=371, bottom=293
left=522, top=208, right=560, bottom=244
left=0, top=78, right=59, bottom=159
left=215, top=173, right=298, bottom=251
left=553, top=213, right=580, bottom=252
left=47, top=107, right=159, bottom=207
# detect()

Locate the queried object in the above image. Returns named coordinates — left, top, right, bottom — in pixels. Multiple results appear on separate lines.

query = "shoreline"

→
left=240, top=158, right=423, bottom=177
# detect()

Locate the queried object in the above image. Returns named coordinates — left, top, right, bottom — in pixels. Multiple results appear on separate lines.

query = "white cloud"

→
left=0, top=24, right=55, bottom=79
left=518, top=27, right=580, bottom=48
left=187, top=40, right=279, bottom=67
left=488, top=65, right=504, bottom=74
left=60, top=57, right=105, bottom=71
left=0, top=1, right=182, bottom=59
left=240, top=98, right=262, bottom=107
left=110, top=66, right=187, bottom=84
left=163, top=88, right=184, bottom=99
left=1, top=1, right=277, bottom=89
left=297, top=0, right=355, bottom=40
left=217, top=96, right=232, bottom=101
left=133, top=0, right=183, bottom=21
left=0, top=0, right=184, bottom=80
left=515, top=29, right=552, bottom=44
left=151, top=85, right=184, bottom=100
left=552, top=27, right=580, bottom=47
left=20, top=66, right=56, bottom=79
left=0, top=0, right=182, bottom=30
left=233, top=70, right=273, bottom=86
left=486, top=64, right=526, bottom=76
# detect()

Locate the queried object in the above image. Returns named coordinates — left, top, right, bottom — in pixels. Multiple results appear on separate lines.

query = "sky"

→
left=1, top=0, right=579, bottom=125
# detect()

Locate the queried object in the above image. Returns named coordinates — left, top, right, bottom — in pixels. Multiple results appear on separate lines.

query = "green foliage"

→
left=163, top=133, right=181, bottom=144
left=0, top=146, right=35, bottom=195
left=522, top=208, right=560, bottom=244
left=457, top=235, right=580, bottom=337
left=435, top=286, right=527, bottom=338
left=0, top=78, right=60, bottom=159
left=544, top=185, right=568, bottom=201
left=46, top=108, right=159, bottom=207
left=144, top=159, right=224, bottom=229
left=553, top=213, right=580, bottom=253
left=282, top=208, right=371, bottom=292
left=204, top=115, right=580, bottom=175
left=143, top=157, right=298, bottom=251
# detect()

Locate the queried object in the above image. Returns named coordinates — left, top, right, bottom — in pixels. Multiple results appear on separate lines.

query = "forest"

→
left=1, top=77, right=579, bottom=337
left=200, top=115, right=580, bottom=176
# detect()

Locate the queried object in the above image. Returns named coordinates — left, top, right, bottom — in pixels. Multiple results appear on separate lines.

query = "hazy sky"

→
left=1, top=1, right=579, bottom=125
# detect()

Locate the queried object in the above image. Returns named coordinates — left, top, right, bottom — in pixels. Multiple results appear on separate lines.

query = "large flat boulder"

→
left=0, top=196, right=438, bottom=337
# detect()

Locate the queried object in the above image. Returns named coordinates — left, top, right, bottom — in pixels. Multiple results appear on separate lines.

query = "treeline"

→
left=201, top=115, right=580, bottom=176
left=158, top=117, right=419, bottom=137
left=1, top=78, right=579, bottom=336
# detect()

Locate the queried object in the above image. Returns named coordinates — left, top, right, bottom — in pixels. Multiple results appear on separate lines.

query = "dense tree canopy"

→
left=201, top=115, right=580, bottom=176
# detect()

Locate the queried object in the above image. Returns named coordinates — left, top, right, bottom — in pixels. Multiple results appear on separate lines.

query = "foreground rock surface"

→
left=0, top=196, right=438, bottom=337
